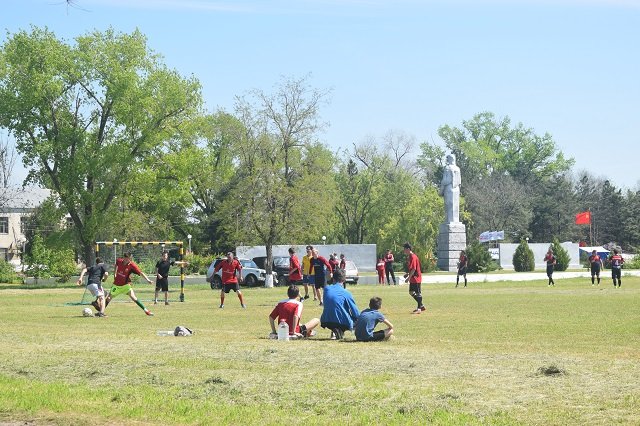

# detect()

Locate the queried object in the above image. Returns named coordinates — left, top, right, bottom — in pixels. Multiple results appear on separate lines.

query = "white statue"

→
left=439, top=153, right=461, bottom=223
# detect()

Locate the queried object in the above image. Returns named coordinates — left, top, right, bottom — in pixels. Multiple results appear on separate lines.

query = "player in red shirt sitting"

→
left=269, top=285, right=319, bottom=339
left=104, top=252, right=154, bottom=316
left=214, top=252, right=247, bottom=309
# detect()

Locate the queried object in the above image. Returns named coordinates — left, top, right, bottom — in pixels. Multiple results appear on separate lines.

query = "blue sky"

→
left=3, top=0, right=639, bottom=188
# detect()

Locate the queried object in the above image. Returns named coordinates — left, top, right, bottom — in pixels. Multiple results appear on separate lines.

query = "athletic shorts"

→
left=546, top=264, right=554, bottom=277
left=357, top=330, right=386, bottom=342
left=590, top=265, right=601, bottom=276
left=314, top=275, right=325, bottom=289
left=303, top=275, right=315, bottom=285
left=156, top=278, right=169, bottom=292
left=612, top=268, right=621, bottom=280
left=222, top=282, right=240, bottom=293
left=409, top=283, right=422, bottom=295
left=109, top=283, right=132, bottom=299
left=86, top=283, right=104, bottom=297
left=321, top=321, right=350, bottom=332
left=457, top=267, right=467, bottom=276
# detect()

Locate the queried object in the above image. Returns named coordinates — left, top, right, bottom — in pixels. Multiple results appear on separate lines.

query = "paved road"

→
left=355, top=270, right=640, bottom=285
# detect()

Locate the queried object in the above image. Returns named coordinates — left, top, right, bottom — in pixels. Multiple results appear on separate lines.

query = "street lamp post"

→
left=187, top=234, right=192, bottom=253
left=322, top=235, right=326, bottom=245
left=113, top=239, right=118, bottom=264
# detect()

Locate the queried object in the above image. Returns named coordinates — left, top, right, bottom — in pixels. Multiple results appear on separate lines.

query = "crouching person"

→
left=269, top=285, right=320, bottom=339
left=355, top=297, right=394, bottom=342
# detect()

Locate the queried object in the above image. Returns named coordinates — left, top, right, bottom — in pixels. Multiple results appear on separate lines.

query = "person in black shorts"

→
left=456, top=250, right=468, bottom=288
left=354, top=297, right=394, bottom=342
left=544, top=248, right=556, bottom=286
left=154, top=252, right=187, bottom=305
left=588, top=249, right=603, bottom=286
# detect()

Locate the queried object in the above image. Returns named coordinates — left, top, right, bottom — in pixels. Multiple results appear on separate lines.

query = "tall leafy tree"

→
left=221, top=76, right=335, bottom=274
left=0, top=27, right=202, bottom=262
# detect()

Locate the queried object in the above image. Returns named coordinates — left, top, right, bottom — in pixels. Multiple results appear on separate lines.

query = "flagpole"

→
left=589, top=208, right=593, bottom=246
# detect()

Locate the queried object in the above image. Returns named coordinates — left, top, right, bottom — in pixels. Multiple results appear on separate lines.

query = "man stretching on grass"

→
left=104, top=252, right=154, bottom=316
left=269, top=285, right=319, bottom=339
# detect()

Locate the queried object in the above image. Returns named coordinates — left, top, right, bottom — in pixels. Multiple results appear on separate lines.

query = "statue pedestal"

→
left=437, top=222, right=467, bottom=271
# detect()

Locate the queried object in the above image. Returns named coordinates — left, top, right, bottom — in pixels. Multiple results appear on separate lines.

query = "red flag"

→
left=575, top=211, right=591, bottom=225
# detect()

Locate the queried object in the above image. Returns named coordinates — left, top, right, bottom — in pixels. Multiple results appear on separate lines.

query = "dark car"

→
left=252, top=255, right=290, bottom=287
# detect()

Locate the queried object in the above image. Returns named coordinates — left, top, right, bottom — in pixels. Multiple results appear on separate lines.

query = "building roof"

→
left=0, top=187, right=51, bottom=210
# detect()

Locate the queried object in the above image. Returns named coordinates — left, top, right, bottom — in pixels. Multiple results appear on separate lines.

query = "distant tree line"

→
left=1, top=27, right=638, bottom=277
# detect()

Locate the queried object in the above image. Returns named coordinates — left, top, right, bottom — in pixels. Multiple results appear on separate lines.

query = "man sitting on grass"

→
left=355, top=297, right=394, bottom=342
left=269, top=284, right=320, bottom=339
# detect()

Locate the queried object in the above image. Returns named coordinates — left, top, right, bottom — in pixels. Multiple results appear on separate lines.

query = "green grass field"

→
left=1, top=276, right=639, bottom=425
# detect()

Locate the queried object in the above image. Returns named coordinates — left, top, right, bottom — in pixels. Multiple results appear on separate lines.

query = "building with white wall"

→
left=0, top=188, right=50, bottom=268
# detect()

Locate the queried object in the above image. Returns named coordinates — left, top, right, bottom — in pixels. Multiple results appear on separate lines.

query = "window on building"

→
left=20, top=216, right=29, bottom=235
left=0, top=217, right=8, bottom=234
left=0, top=248, right=7, bottom=261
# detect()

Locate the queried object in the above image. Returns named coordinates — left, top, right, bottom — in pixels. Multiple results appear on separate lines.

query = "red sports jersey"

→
left=339, top=258, right=346, bottom=270
left=270, top=298, right=303, bottom=334
left=289, top=255, right=303, bottom=281
left=376, top=260, right=385, bottom=272
left=406, top=252, right=422, bottom=284
left=113, top=258, right=142, bottom=286
left=588, top=254, right=601, bottom=265
left=458, top=254, right=468, bottom=266
left=214, top=259, right=242, bottom=284
left=329, top=258, right=339, bottom=271
left=610, top=254, right=624, bottom=268
left=544, top=254, right=556, bottom=265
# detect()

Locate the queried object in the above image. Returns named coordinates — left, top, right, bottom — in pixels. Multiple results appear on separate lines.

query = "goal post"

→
left=95, top=240, right=186, bottom=302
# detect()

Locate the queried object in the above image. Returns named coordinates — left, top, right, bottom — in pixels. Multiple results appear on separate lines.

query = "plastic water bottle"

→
left=157, top=330, right=174, bottom=336
left=277, top=320, right=289, bottom=341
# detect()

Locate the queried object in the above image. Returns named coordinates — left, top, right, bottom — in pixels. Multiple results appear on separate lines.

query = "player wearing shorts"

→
left=310, top=248, right=333, bottom=305
left=77, top=257, right=109, bottom=317
left=588, top=250, right=603, bottom=285
left=456, top=250, right=468, bottom=288
left=104, top=252, right=154, bottom=316
left=302, top=246, right=315, bottom=300
left=154, top=251, right=174, bottom=305
left=404, top=242, right=425, bottom=314
left=269, top=285, right=319, bottom=339
left=355, top=297, right=394, bottom=342
left=609, top=249, right=624, bottom=288
left=214, top=252, right=246, bottom=308
left=288, top=247, right=304, bottom=299
left=544, top=249, right=556, bottom=286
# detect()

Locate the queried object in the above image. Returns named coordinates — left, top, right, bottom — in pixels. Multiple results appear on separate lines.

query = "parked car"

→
left=206, top=258, right=273, bottom=289
left=252, top=255, right=290, bottom=287
left=343, top=260, right=359, bottom=284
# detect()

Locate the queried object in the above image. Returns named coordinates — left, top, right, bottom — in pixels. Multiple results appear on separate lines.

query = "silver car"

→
left=207, top=258, right=272, bottom=288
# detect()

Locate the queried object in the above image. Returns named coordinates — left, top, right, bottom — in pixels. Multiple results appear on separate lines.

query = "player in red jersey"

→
left=588, top=250, right=603, bottom=285
left=269, top=285, right=319, bottom=339
left=214, top=252, right=246, bottom=308
left=376, top=258, right=385, bottom=284
left=609, top=249, right=624, bottom=288
left=339, top=253, right=346, bottom=270
left=403, top=242, right=425, bottom=314
left=456, top=250, right=468, bottom=288
left=104, top=252, right=154, bottom=316
left=543, top=249, right=556, bottom=286
left=288, top=247, right=305, bottom=300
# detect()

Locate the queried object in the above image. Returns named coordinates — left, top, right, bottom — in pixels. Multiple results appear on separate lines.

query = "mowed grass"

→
left=1, top=276, right=639, bottom=425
